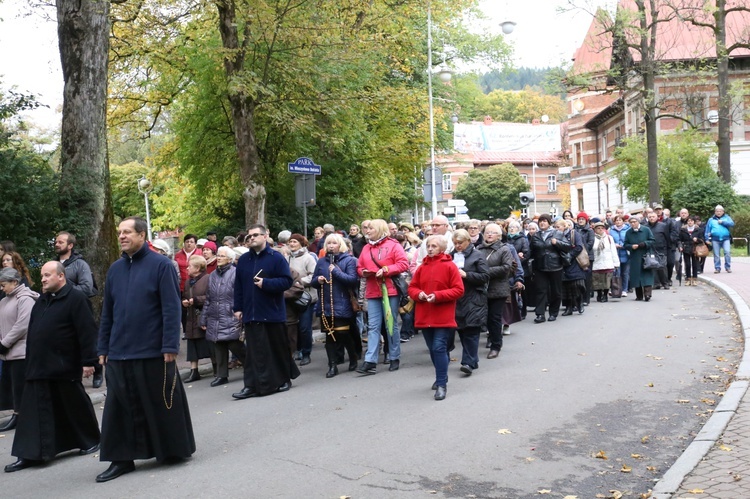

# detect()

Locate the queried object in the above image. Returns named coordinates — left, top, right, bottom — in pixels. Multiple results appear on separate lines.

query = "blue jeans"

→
left=365, top=297, right=401, bottom=363
left=713, top=239, right=731, bottom=270
left=298, top=303, right=315, bottom=356
left=619, top=261, right=631, bottom=291
left=423, top=328, right=452, bottom=387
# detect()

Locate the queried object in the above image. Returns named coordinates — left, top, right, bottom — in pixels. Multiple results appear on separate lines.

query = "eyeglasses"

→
left=247, top=233, right=264, bottom=238
left=431, top=223, right=446, bottom=227
left=468, top=226, right=479, bottom=230
left=485, top=231, right=500, bottom=235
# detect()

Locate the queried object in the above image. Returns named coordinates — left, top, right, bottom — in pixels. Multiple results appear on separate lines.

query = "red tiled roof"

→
left=571, top=8, right=614, bottom=76
left=472, top=151, right=562, bottom=165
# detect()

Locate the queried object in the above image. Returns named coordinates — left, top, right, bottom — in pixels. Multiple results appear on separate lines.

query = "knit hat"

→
left=289, top=233, right=308, bottom=247
left=202, top=241, right=217, bottom=253
left=576, top=211, right=589, bottom=221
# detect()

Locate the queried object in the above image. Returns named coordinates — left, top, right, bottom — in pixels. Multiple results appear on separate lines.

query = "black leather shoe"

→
left=348, top=360, right=358, bottom=372
left=326, top=365, right=338, bottom=378
left=561, top=308, right=573, bottom=316
left=0, top=413, right=18, bottom=432
left=95, top=461, right=135, bottom=483
left=388, top=359, right=400, bottom=371
left=92, top=373, right=103, bottom=389
left=232, top=387, right=258, bottom=399
left=487, top=349, right=499, bottom=359
left=4, top=458, right=42, bottom=473
left=434, top=386, right=447, bottom=400
left=460, top=365, right=473, bottom=375
left=79, top=443, right=100, bottom=455
left=533, top=315, right=546, bottom=324
left=277, top=382, right=292, bottom=392
left=299, top=356, right=311, bottom=366
left=547, top=315, right=557, bottom=322
left=210, top=377, right=228, bottom=387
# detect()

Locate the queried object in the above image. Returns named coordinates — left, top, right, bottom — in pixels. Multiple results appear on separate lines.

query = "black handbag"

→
left=642, top=252, right=661, bottom=270
left=293, top=290, right=312, bottom=310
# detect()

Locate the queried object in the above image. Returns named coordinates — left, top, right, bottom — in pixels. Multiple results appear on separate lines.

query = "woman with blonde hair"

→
left=356, top=219, right=409, bottom=374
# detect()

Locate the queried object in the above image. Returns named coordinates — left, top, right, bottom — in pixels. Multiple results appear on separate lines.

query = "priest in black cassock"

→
left=96, top=216, right=195, bottom=483
left=4, top=261, right=100, bottom=473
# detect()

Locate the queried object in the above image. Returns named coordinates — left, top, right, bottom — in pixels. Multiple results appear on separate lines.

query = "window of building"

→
left=573, top=143, right=582, bottom=166
left=547, top=174, right=557, bottom=192
left=601, top=135, right=608, bottom=161
left=615, top=127, right=622, bottom=147
left=521, top=173, right=528, bottom=183
left=577, top=188, right=584, bottom=212
left=442, top=173, right=452, bottom=192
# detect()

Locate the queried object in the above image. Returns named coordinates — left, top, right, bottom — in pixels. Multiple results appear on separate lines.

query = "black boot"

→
left=578, top=299, right=585, bottom=314
left=326, top=364, right=338, bottom=378
left=644, top=286, right=653, bottom=302
left=561, top=306, right=574, bottom=316
left=602, top=291, right=608, bottom=303
left=182, top=368, right=200, bottom=383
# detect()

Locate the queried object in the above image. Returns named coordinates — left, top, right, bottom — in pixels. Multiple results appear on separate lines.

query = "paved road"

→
left=0, top=282, right=741, bottom=498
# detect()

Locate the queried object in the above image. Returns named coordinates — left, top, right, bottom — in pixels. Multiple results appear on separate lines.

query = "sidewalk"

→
left=653, top=257, right=750, bottom=498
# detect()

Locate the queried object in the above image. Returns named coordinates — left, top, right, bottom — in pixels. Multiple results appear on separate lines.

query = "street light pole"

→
left=137, top=175, right=153, bottom=242
left=427, top=2, right=438, bottom=220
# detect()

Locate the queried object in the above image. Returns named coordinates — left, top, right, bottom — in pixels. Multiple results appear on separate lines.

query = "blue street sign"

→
left=288, top=157, right=322, bottom=175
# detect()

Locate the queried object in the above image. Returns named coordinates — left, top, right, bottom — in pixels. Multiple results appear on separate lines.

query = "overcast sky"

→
left=0, top=0, right=611, bottom=129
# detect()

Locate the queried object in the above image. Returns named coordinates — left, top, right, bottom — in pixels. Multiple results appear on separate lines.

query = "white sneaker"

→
left=621, top=292, right=628, bottom=297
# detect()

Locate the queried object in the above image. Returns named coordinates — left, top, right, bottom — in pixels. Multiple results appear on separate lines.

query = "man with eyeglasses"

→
left=416, top=215, right=454, bottom=267
left=232, top=225, right=299, bottom=400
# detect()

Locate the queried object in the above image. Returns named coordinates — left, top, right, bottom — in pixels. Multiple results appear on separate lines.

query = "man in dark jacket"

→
left=96, top=217, right=195, bottom=483
left=4, top=261, right=100, bottom=473
left=646, top=211, right=671, bottom=289
left=54, top=231, right=102, bottom=388
left=530, top=214, right=571, bottom=323
left=232, top=224, right=298, bottom=399
left=476, top=223, right=514, bottom=359
left=656, top=205, right=679, bottom=283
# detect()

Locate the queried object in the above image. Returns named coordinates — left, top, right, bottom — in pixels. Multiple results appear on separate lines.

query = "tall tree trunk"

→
left=714, top=0, right=731, bottom=183
left=638, top=0, right=661, bottom=205
left=215, top=0, right=267, bottom=227
left=56, top=0, right=118, bottom=313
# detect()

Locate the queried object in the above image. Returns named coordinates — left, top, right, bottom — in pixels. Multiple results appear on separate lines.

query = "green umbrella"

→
left=380, top=281, right=395, bottom=337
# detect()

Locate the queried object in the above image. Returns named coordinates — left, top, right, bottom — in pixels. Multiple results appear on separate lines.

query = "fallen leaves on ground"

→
left=718, top=444, right=732, bottom=451
left=620, top=464, right=632, bottom=473
left=687, top=489, right=704, bottom=494
left=594, top=450, right=608, bottom=460
left=497, top=428, right=512, bottom=435
left=537, top=490, right=551, bottom=495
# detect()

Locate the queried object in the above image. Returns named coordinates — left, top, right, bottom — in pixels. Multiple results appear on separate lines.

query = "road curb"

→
left=650, top=274, right=750, bottom=497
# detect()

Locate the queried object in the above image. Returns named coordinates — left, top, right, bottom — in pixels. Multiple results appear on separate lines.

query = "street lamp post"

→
left=427, top=3, right=439, bottom=220
left=137, top=175, right=153, bottom=242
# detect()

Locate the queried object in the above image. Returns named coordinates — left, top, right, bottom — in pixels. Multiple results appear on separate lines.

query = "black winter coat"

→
left=25, top=283, right=98, bottom=381
left=476, top=240, right=514, bottom=299
left=451, top=246, right=489, bottom=329
left=576, top=223, right=595, bottom=258
left=679, top=226, right=704, bottom=255
left=647, top=221, right=670, bottom=253
left=531, top=229, right=572, bottom=272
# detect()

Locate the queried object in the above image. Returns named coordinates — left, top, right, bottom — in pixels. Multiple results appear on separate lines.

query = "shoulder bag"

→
left=694, top=241, right=710, bottom=258
left=642, top=251, right=661, bottom=270
left=572, top=230, right=590, bottom=270
left=369, top=247, right=410, bottom=307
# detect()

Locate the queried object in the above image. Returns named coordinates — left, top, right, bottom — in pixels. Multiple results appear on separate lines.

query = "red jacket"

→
left=408, top=253, right=464, bottom=328
left=357, top=237, right=409, bottom=299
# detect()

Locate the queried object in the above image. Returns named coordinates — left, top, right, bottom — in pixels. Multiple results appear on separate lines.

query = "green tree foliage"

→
left=106, top=0, right=513, bottom=235
left=453, top=163, right=527, bottom=219
left=479, top=67, right=553, bottom=93
left=0, top=90, right=60, bottom=264
left=671, top=175, right=739, bottom=219
left=613, top=131, right=715, bottom=208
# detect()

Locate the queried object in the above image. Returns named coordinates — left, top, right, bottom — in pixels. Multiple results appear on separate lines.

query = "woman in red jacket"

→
left=408, top=235, right=464, bottom=400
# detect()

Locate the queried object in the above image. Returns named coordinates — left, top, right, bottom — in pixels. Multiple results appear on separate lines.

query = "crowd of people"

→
left=0, top=203, right=736, bottom=478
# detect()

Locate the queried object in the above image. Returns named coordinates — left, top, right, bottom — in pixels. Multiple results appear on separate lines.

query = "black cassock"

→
left=100, top=359, right=195, bottom=462
left=12, top=380, right=100, bottom=460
